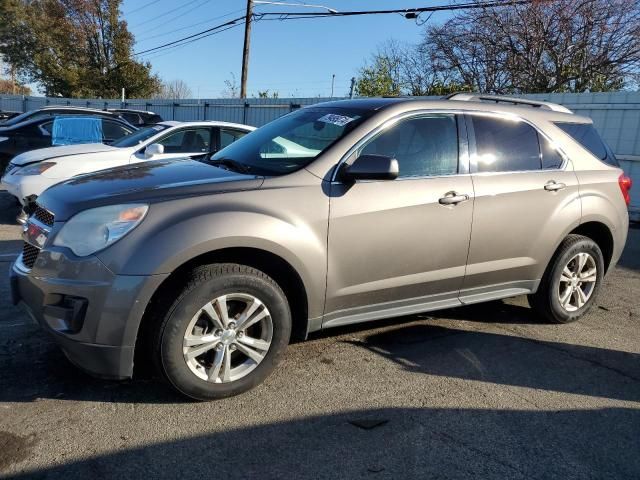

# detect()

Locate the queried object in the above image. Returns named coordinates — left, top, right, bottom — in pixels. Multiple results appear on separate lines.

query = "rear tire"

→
left=529, top=234, right=604, bottom=324
left=153, top=263, right=291, bottom=401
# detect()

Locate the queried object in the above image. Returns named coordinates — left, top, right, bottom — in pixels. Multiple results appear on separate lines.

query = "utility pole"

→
left=240, top=0, right=253, bottom=99
left=330, top=74, right=335, bottom=98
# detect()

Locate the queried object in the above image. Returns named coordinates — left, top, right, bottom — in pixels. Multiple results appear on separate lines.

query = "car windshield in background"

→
left=211, top=107, right=371, bottom=175
left=111, top=124, right=169, bottom=148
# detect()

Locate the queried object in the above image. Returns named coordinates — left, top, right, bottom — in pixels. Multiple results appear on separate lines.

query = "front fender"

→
left=96, top=185, right=329, bottom=319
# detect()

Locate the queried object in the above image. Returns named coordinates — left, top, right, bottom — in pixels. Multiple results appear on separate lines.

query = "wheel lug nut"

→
left=214, top=329, right=223, bottom=336
left=229, top=344, right=237, bottom=351
left=228, top=322, right=236, bottom=329
left=238, top=331, right=244, bottom=338
left=216, top=344, right=224, bottom=351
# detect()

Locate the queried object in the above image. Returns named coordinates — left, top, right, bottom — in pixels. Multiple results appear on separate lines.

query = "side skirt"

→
left=313, top=280, right=540, bottom=334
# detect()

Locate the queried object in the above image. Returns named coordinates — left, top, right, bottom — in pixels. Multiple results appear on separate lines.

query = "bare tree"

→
left=423, top=0, right=640, bottom=93
left=355, top=40, right=470, bottom=97
left=155, top=79, right=192, bottom=99
left=221, top=72, right=239, bottom=98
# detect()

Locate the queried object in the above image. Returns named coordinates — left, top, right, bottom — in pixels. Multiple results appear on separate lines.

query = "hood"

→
left=10, top=143, right=117, bottom=166
left=37, top=158, right=264, bottom=221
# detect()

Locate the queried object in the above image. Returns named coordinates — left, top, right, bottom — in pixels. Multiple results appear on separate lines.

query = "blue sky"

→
left=124, top=0, right=453, bottom=98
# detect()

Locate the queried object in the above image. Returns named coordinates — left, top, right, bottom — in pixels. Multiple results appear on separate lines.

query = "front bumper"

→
left=1, top=174, right=56, bottom=205
left=10, top=248, right=168, bottom=379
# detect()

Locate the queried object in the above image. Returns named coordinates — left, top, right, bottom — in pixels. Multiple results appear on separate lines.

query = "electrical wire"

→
left=136, top=1, right=532, bottom=57
left=126, top=0, right=162, bottom=15
left=136, top=8, right=246, bottom=43
left=131, top=0, right=209, bottom=28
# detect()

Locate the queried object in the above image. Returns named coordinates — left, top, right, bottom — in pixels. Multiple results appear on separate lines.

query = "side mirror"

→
left=341, top=154, right=399, bottom=181
left=144, top=143, right=164, bottom=159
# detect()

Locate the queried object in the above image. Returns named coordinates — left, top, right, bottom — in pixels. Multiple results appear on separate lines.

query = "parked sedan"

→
left=0, top=105, right=128, bottom=127
left=1, top=121, right=253, bottom=208
left=0, top=110, right=21, bottom=121
left=0, top=115, right=136, bottom=170
left=108, top=109, right=164, bottom=127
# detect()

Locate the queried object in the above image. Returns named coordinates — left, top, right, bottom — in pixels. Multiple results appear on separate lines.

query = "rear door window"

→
left=470, top=116, right=541, bottom=172
left=554, top=122, right=618, bottom=166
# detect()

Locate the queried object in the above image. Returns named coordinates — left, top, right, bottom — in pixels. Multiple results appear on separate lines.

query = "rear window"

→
left=554, top=122, right=618, bottom=166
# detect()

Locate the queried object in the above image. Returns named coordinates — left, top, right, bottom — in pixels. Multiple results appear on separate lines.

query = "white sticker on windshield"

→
left=317, top=114, right=354, bottom=127
left=151, top=125, right=164, bottom=131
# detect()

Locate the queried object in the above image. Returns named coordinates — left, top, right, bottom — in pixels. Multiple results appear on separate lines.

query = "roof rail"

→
left=445, top=93, right=573, bottom=114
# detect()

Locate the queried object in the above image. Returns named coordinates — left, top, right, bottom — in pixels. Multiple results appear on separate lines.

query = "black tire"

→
left=528, top=234, right=605, bottom=324
left=154, top=263, right=291, bottom=401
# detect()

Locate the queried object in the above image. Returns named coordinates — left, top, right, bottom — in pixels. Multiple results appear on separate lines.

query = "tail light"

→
left=618, top=173, right=632, bottom=206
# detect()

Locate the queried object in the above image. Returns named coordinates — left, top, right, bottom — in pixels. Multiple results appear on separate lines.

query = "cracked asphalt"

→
left=0, top=191, right=638, bottom=479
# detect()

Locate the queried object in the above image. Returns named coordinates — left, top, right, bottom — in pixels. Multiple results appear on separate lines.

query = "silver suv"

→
left=11, top=94, right=631, bottom=400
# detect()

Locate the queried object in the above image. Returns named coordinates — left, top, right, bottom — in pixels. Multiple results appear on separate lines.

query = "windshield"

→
left=111, top=124, right=169, bottom=148
left=211, top=107, right=371, bottom=175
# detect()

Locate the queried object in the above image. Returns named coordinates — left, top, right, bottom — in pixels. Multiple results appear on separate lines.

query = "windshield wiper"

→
left=208, top=158, right=251, bottom=174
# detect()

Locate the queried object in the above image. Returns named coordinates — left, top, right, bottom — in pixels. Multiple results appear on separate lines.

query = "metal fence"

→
left=2, top=91, right=640, bottom=218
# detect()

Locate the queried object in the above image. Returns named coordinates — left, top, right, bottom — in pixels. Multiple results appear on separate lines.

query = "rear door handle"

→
left=544, top=181, right=566, bottom=191
left=439, top=192, right=470, bottom=205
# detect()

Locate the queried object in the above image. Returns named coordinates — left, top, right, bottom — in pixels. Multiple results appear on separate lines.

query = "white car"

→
left=1, top=121, right=255, bottom=206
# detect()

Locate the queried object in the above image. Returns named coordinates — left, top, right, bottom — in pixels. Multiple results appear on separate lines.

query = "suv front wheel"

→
left=529, top=234, right=605, bottom=324
left=154, top=263, right=292, bottom=400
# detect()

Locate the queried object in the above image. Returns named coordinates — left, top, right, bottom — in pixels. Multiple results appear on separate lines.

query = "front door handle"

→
left=439, top=192, right=470, bottom=205
left=544, top=181, right=566, bottom=191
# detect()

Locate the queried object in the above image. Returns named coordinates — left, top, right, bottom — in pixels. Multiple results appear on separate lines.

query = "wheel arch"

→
left=133, top=247, right=311, bottom=375
left=568, top=221, right=615, bottom=273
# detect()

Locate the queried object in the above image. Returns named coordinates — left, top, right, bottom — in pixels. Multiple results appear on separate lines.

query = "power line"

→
left=131, top=0, right=209, bottom=28
left=254, top=0, right=533, bottom=19
left=136, top=21, right=245, bottom=57
left=136, top=1, right=532, bottom=58
left=126, top=0, right=162, bottom=15
left=134, top=0, right=222, bottom=36
left=135, top=8, right=247, bottom=43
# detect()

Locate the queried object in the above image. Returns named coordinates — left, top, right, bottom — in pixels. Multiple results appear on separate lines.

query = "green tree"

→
left=355, top=54, right=402, bottom=97
left=0, top=0, right=160, bottom=98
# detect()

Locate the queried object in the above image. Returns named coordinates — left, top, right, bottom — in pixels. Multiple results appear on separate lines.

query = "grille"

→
left=33, top=205, right=54, bottom=227
left=22, top=242, right=40, bottom=269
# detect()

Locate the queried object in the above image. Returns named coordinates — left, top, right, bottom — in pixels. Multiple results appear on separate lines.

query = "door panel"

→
left=462, top=114, right=581, bottom=294
left=326, top=176, right=474, bottom=315
left=462, top=170, right=580, bottom=292
left=325, top=113, right=473, bottom=318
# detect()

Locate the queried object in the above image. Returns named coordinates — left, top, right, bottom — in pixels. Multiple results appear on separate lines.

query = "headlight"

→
left=53, top=204, right=148, bottom=256
left=15, top=162, right=56, bottom=176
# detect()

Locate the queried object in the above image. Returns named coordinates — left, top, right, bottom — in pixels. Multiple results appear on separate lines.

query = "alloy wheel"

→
left=557, top=252, right=597, bottom=312
left=182, top=293, right=273, bottom=383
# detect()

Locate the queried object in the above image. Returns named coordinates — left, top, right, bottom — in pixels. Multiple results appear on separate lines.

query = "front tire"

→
left=529, top=234, right=604, bottom=324
left=154, top=263, right=291, bottom=400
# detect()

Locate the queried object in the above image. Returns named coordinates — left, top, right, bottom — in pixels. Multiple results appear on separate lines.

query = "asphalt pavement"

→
left=0, top=191, right=638, bottom=479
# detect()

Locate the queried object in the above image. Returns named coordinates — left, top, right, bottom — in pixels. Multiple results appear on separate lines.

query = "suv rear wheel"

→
left=154, top=263, right=291, bottom=400
left=529, top=234, right=604, bottom=323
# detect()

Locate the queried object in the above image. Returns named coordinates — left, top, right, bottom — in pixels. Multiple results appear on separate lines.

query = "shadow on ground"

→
left=3, top=406, right=639, bottom=479
left=348, top=322, right=640, bottom=403
left=1, top=301, right=639, bottom=404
